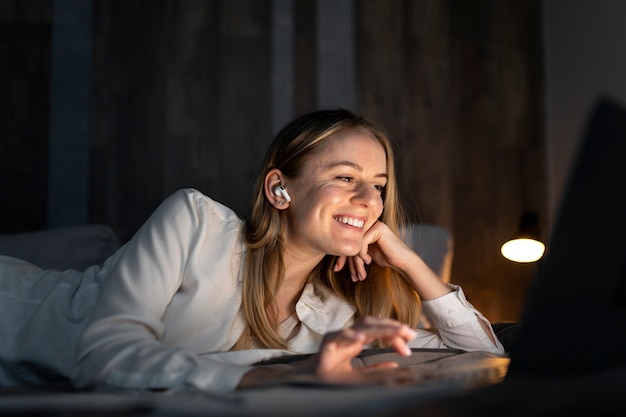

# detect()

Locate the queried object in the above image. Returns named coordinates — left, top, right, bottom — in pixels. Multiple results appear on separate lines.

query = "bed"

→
left=0, top=223, right=528, bottom=416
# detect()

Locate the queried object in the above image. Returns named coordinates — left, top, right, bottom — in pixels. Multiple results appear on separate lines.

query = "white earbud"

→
left=273, top=185, right=292, bottom=203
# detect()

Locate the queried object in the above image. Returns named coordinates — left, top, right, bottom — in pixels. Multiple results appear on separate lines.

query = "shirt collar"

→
left=295, top=280, right=356, bottom=335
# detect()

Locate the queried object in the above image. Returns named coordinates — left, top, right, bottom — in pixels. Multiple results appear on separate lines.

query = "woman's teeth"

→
left=335, top=217, right=364, bottom=228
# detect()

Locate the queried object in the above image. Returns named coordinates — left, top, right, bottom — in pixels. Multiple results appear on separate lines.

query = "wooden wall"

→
left=0, top=0, right=545, bottom=323
left=1, top=0, right=51, bottom=232
left=357, top=1, right=546, bottom=321
left=89, top=0, right=273, bottom=239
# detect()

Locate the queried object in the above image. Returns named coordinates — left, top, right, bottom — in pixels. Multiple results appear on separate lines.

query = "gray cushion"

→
left=0, top=224, right=122, bottom=271
left=402, top=224, right=453, bottom=283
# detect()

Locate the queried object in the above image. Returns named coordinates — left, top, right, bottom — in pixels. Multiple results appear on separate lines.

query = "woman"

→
left=0, top=109, right=503, bottom=393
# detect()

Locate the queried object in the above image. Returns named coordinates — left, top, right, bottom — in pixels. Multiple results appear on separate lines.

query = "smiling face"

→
left=281, top=128, right=388, bottom=259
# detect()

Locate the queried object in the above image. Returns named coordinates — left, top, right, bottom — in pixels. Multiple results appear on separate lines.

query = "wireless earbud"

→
left=273, top=185, right=292, bottom=203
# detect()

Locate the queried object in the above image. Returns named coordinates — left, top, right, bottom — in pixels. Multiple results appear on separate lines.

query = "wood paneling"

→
left=0, top=0, right=52, bottom=232
left=89, top=0, right=272, bottom=240
left=357, top=0, right=546, bottom=321
left=294, top=0, right=317, bottom=116
left=2, top=0, right=544, bottom=322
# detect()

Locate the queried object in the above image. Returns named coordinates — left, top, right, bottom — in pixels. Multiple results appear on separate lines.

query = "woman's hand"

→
left=237, top=317, right=417, bottom=389
left=316, top=316, right=415, bottom=374
left=334, top=221, right=451, bottom=300
left=334, top=221, right=411, bottom=279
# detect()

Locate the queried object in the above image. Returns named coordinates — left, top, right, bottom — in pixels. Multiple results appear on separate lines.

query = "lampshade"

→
left=501, top=211, right=545, bottom=263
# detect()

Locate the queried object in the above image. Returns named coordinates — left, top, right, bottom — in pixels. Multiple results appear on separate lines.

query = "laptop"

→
left=506, top=96, right=626, bottom=379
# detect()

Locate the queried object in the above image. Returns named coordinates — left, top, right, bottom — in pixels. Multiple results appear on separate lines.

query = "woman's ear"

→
left=264, top=168, right=290, bottom=209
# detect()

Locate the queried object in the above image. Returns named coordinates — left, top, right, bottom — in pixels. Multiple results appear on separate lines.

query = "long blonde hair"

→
left=233, top=109, right=420, bottom=350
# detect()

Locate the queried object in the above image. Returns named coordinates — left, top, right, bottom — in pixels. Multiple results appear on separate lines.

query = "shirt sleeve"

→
left=408, top=284, right=505, bottom=355
left=71, top=189, right=250, bottom=394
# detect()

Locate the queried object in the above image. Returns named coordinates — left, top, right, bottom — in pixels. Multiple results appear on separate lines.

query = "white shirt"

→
left=0, top=188, right=503, bottom=394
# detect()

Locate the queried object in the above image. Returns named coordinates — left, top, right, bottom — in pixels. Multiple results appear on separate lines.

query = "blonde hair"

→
left=233, top=109, right=420, bottom=350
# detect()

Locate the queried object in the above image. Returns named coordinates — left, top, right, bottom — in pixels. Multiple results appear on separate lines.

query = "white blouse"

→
left=0, top=188, right=503, bottom=394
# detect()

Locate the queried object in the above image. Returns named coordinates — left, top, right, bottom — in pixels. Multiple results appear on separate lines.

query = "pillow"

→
left=0, top=224, right=122, bottom=271
left=402, top=224, right=453, bottom=283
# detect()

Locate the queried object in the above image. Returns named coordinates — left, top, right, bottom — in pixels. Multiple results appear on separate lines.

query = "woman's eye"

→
left=337, top=176, right=353, bottom=183
left=374, top=184, right=386, bottom=192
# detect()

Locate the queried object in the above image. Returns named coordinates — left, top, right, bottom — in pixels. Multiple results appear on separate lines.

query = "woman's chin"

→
left=326, top=240, right=363, bottom=258
left=333, top=248, right=361, bottom=257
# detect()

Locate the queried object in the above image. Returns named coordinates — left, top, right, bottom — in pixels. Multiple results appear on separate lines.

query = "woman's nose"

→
left=351, top=184, right=381, bottom=207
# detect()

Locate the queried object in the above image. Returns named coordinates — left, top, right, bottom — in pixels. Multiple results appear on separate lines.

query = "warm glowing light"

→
left=501, top=238, right=545, bottom=263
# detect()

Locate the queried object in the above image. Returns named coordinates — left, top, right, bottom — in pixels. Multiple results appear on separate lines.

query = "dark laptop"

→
left=507, top=96, right=626, bottom=379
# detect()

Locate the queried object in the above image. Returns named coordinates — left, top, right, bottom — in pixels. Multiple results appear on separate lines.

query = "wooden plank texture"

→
left=356, top=0, right=545, bottom=321
left=2, top=0, right=544, bottom=322
left=0, top=0, right=52, bottom=232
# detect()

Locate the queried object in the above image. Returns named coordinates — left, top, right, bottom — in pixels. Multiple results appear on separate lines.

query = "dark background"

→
left=3, top=0, right=622, bottom=322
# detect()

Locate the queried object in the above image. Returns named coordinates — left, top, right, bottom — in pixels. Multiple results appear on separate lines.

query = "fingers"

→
left=347, top=251, right=371, bottom=282
left=346, top=222, right=388, bottom=281
left=335, top=221, right=409, bottom=282
left=357, top=239, right=374, bottom=266
left=388, top=335, right=414, bottom=357
left=333, top=256, right=347, bottom=272
left=337, top=253, right=368, bottom=282
left=314, top=318, right=418, bottom=386
left=351, top=317, right=416, bottom=356
left=317, top=318, right=416, bottom=374
left=317, top=328, right=366, bottom=375
left=335, top=255, right=367, bottom=282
